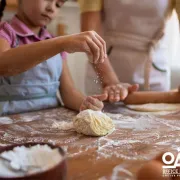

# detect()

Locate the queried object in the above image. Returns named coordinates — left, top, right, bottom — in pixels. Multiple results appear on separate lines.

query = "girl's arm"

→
left=0, top=31, right=106, bottom=76
left=60, top=60, right=107, bottom=111
left=81, top=12, right=120, bottom=87
left=59, top=60, right=85, bottom=111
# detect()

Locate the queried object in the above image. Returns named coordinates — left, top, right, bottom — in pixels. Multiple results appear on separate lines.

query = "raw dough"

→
left=126, top=103, right=180, bottom=112
left=73, top=110, right=115, bottom=136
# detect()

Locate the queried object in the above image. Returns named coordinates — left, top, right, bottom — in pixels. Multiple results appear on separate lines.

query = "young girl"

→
left=0, top=0, right=107, bottom=115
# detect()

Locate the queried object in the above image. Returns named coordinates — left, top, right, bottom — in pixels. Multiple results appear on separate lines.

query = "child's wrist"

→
left=56, top=36, right=67, bottom=53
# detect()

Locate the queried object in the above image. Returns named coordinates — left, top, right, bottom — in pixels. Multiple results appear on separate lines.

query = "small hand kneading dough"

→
left=127, top=103, right=180, bottom=112
left=73, top=110, right=115, bottom=136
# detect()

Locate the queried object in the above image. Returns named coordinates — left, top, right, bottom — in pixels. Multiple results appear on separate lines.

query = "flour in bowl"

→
left=0, top=144, right=63, bottom=178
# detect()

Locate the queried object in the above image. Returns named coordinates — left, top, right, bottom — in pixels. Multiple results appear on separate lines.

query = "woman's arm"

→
left=81, top=12, right=139, bottom=102
left=0, top=31, right=106, bottom=76
left=81, top=12, right=120, bottom=86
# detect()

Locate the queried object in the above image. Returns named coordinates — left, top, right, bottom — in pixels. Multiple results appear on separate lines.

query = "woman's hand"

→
left=60, top=31, right=107, bottom=64
left=80, top=94, right=107, bottom=111
left=103, top=83, right=139, bottom=103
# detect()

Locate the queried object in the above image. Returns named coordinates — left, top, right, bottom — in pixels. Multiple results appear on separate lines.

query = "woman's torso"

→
left=85, top=0, right=180, bottom=95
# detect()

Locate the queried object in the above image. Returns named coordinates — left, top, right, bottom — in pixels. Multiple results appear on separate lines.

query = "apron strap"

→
left=144, top=22, right=165, bottom=91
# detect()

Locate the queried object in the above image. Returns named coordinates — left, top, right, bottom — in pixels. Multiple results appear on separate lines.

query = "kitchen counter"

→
left=0, top=104, right=179, bottom=179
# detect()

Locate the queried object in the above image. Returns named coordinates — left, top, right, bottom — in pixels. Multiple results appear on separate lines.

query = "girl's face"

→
left=19, top=0, right=64, bottom=27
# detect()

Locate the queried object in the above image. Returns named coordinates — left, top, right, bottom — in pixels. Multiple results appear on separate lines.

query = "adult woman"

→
left=78, top=0, right=180, bottom=103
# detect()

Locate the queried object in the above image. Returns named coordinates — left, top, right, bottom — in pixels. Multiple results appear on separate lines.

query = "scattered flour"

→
left=0, top=117, right=13, bottom=125
left=60, top=113, right=166, bottom=161
left=107, top=113, right=154, bottom=131
left=0, top=108, right=178, bottom=173
left=18, top=115, right=41, bottom=122
left=52, top=121, right=74, bottom=131
left=95, top=136, right=149, bottom=161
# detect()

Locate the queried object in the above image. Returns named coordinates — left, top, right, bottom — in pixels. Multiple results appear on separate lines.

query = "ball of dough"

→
left=73, top=110, right=115, bottom=136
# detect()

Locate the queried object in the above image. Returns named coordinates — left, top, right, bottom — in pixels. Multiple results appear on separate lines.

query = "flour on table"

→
left=126, top=103, right=180, bottom=112
left=73, top=110, right=115, bottom=136
left=105, top=112, right=160, bottom=131
left=0, top=117, right=13, bottom=124
left=52, top=121, right=74, bottom=131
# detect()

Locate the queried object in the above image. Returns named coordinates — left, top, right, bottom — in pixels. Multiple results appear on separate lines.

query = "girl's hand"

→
left=61, top=31, right=107, bottom=64
left=103, top=83, right=139, bottom=103
left=80, top=94, right=107, bottom=111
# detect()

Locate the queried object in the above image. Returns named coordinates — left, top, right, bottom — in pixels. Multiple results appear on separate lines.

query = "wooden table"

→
left=0, top=103, right=179, bottom=180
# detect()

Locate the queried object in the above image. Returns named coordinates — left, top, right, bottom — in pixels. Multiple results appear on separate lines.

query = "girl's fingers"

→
left=87, top=97, right=102, bottom=108
left=88, top=103, right=101, bottom=111
left=86, top=39, right=100, bottom=64
left=86, top=31, right=106, bottom=64
left=94, top=33, right=107, bottom=60
left=87, top=96, right=104, bottom=110
left=80, top=98, right=88, bottom=111
left=80, top=104, right=86, bottom=111
left=92, top=36, right=104, bottom=63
